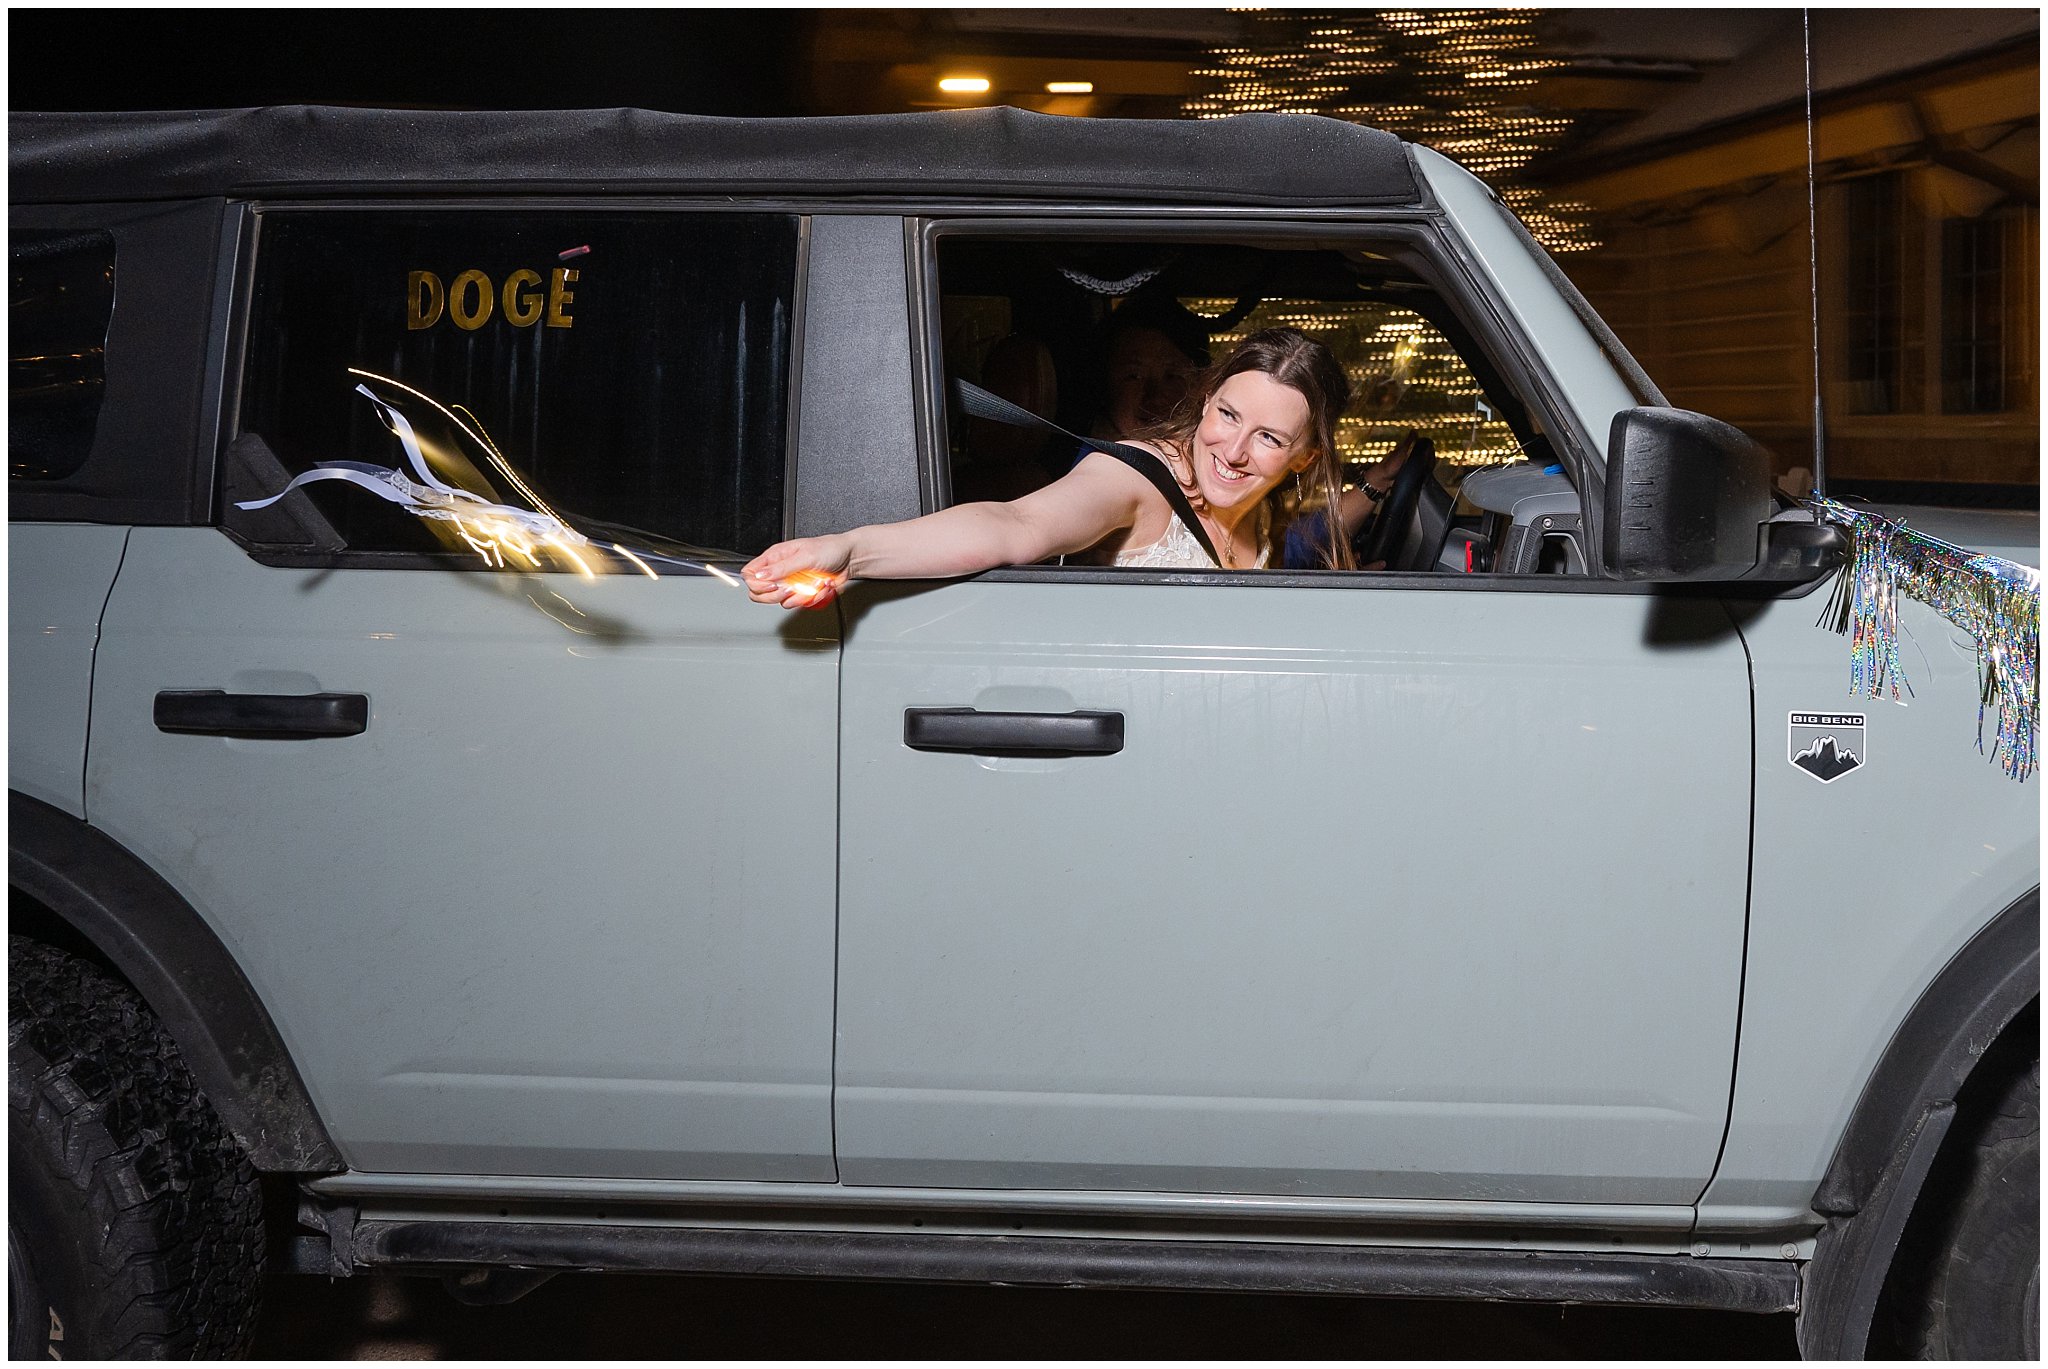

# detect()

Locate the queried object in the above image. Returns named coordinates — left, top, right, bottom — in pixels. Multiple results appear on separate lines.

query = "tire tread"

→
left=8, top=935, right=265, bottom=1358
left=1886, top=1054, right=2040, bottom=1360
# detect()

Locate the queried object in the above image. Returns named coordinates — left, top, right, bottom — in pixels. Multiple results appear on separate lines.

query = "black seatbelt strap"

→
left=953, top=378, right=1220, bottom=568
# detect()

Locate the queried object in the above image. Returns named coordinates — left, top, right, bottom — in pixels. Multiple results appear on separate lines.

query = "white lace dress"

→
left=1112, top=506, right=1270, bottom=569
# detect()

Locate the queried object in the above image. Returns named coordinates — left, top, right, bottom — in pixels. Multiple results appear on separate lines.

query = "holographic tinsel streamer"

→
left=1810, top=496, right=2040, bottom=782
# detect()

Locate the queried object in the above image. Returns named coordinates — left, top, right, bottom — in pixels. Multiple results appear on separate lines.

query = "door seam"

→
left=79, top=527, right=134, bottom=828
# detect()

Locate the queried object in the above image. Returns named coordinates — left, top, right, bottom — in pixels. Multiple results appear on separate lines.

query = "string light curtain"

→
left=1185, top=9, right=1598, bottom=254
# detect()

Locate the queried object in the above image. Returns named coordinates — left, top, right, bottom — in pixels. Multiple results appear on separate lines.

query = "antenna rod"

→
left=1804, top=9, right=1827, bottom=497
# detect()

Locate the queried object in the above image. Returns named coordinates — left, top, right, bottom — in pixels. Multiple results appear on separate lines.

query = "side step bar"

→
left=309, top=1217, right=1800, bottom=1315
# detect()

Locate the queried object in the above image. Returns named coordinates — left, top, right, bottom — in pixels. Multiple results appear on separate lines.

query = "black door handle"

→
left=904, top=707, right=1123, bottom=757
left=154, top=690, right=369, bottom=740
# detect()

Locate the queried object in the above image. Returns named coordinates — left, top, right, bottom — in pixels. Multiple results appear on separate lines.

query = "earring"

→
left=1295, top=472, right=1305, bottom=501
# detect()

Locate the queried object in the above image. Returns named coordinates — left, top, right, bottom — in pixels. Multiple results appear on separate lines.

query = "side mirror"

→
left=1602, top=407, right=1773, bottom=581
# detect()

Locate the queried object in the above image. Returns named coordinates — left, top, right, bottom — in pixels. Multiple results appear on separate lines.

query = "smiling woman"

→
left=1119, top=328, right=1357, bottom=571
left=742, top=327, right=1353, bottom=608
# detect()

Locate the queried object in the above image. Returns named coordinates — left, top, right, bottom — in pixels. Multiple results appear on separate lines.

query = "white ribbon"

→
left=235, top=383, right=740, bottom=583
left=235, top=385, right=584, bottom=545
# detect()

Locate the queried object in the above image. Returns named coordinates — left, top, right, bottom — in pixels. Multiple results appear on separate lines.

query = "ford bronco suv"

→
left=9, top=106, right=2037, bottom=1358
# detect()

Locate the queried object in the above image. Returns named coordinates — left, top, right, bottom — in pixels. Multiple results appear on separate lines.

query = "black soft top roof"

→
left=11, top=104, right=1419, bottom=207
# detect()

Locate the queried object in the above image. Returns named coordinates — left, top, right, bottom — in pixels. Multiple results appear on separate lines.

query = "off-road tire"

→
left=8, top=935, right=266, bottom=1358
left=1889, top=1055, right=2040, bottom=1360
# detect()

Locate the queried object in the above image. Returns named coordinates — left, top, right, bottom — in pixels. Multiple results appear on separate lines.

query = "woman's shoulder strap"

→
left=953, top=379, right=1217, bottom=567
left=1084, top=441, right=1219, bottom=568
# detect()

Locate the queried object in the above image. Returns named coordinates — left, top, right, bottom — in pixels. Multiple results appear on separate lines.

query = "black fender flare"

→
left=1795, top=886, right=2038, bottom=1359
left=9, top=790, right=342, bottom=1173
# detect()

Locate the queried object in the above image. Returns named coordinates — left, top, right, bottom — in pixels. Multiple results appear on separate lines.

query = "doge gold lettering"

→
left=547, top=268, right=578, bottom=328
left=407, top=271, right=445, bottom=330
left=449, top=269, right=494, bottom=330
left=501, top=269, right=544, bottom=327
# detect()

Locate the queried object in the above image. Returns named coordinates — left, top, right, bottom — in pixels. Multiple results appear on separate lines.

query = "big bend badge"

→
left=1789, top=711, right=1866, bottom=783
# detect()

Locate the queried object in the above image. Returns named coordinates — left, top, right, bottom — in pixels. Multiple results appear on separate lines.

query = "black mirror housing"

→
left=1602, top=407, right=1775, bottom=581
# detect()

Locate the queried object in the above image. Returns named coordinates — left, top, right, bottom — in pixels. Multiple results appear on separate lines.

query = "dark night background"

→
left=10, top=11, right=809, bottom=115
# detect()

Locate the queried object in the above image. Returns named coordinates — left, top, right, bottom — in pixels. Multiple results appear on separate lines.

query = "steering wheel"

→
left=1352, top=435, right=1438, bottom=570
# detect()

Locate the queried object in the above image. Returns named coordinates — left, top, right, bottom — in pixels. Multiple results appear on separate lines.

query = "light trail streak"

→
left=350, top=370, right=567, bottom=526
left=542, top=533, right=597, bottom=581
left=244, top=371, right=759, bottom=587
left=612, top=545, right=658, bottom=580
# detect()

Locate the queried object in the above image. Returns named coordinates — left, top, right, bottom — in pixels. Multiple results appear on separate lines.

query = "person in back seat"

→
left=1089, top=295, right=1209, bottom=442
left=956, top=333, right=1065, bottom=504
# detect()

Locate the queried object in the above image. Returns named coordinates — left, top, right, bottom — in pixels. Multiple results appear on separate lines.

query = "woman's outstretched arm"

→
left=743, top=451, right=1157, bottom=608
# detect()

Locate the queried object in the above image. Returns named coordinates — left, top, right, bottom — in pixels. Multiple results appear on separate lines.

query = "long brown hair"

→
left=1134, top=327, right=1354, bottom=570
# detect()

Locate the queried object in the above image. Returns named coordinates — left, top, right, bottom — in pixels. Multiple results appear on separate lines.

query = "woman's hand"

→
left=742, top=535, right=852, bottom=610
left=1366, top=430, right=1418, bottom=498
left=1332, top=431, right=1422, bottom=544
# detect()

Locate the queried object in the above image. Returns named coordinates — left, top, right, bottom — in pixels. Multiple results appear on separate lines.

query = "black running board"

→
left=335, top=1219, right=1799, bottom=1315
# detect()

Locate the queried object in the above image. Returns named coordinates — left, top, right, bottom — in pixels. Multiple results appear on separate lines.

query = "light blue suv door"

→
left=833, top=575, right=1751, bottom=1204
left=92, top=541, right=839, bottom=1180
left=85, top=205, right=839, bottom=1182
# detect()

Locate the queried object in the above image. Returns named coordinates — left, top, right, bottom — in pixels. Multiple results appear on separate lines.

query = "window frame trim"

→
left=206, top=201, right=259, bottom=527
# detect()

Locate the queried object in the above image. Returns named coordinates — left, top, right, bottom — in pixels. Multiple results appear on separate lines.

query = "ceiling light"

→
left=938, top=76, right=992, bottom=94
left=1045, top=81, right=1094, bottom=95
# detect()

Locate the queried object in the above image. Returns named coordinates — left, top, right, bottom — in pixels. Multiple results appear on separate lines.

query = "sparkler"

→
left=776, top=568, right=845, bottom=607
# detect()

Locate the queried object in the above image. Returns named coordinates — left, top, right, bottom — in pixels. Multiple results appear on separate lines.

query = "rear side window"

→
left=10, top=231, right=116, bottom=483
left=8, top=199, right=220, bottom=525
left=230, top=210, right=799, bottom=566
